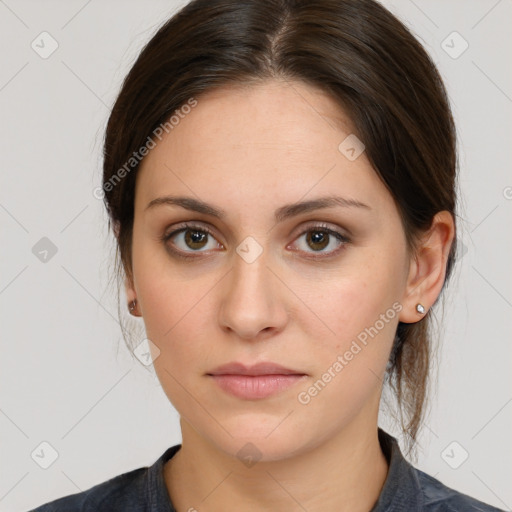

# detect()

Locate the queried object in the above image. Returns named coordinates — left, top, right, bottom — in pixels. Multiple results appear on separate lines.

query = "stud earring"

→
left=416, top=303, right=426, bottom=314
left=128, top=299, right=137, bottom=314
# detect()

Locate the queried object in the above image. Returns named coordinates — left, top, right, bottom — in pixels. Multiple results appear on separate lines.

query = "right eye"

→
left=161, top=223, right=224, bottom=258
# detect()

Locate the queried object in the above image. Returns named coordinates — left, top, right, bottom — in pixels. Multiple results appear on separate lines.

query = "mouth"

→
left=206, top=361, right=307, bottom=400
left=207, top=361, right=306, bottom=376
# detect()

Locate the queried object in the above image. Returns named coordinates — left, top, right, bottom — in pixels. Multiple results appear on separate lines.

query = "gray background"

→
left=0, top=1, right=511, bottom=510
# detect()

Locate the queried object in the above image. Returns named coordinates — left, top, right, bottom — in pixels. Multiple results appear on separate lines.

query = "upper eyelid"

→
left=165, top=220, right=348, bottom=236
left=164, top=221, right=350, bottom=246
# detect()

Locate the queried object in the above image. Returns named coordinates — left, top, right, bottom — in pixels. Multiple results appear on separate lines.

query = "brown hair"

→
left=102, top=0, right=458, bottom=459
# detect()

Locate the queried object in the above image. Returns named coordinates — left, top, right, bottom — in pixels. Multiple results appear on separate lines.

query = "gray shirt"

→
left=28, top=428, right=505, bottom=511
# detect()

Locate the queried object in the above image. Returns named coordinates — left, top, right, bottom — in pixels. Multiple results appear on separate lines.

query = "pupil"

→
left=308, top=231, right=329, bottom=251
left=186, top=230, right=207, bottom=249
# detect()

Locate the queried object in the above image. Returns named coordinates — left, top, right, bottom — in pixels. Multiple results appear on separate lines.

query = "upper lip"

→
left=207, top=362, right=306, bottom=376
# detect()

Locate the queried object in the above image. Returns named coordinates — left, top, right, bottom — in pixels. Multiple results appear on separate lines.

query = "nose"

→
left=218, top=246, right=289, bottom=340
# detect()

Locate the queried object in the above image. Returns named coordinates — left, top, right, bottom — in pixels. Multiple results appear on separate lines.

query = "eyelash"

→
left=160, top=222, right=351, bottom=261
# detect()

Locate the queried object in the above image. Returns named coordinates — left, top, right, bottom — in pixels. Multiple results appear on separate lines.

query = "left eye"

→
left=289, top=226, right=350, bottom=257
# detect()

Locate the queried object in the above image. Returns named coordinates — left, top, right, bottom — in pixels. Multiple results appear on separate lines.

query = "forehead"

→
left=163, top=80, right=357, bottom=154
left=135, top=79, right=389, bottom=217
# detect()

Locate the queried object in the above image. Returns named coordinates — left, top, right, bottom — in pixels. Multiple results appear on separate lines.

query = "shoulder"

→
left=415, top=467, right=506, bottom=512
left=376, top=428, right=505, bottom=512
left=27, top=466, right=148, bottom=511
left=26, top=445, right=180, bottom=512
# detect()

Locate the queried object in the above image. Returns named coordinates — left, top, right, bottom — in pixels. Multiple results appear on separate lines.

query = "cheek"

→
left=134, top=246, right=220, bottom=374
left=292, top=278, right=402, bottom=439
left=139, top=272, right=214, bottom=352
left=139, top=269, right=217, bottom=412
left=306, top=250, right=404, bottom=348
left=293, top=246, right=405, bottom=413
left=303, top=279, right=398, bottom=393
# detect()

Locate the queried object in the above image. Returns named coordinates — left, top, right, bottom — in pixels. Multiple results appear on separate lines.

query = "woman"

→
left=29, top=0, right=505, bottom=510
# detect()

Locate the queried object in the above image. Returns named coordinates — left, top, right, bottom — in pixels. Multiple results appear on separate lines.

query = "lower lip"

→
left=208, top=374, right=307, bottom=400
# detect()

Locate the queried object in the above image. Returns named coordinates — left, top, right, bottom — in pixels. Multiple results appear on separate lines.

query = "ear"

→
left=399, top=211, right=455, bottom=323
left=115, top=221, right=140, bottom=317
left=125, top=273, right=136, bottom=303
left=124, top=272, right=142, bottom=317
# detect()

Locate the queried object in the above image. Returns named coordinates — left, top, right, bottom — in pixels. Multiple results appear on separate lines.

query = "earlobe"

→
left=125, top=275, right=141, bottom=316
left=399, top=211, right=455, bottom=324
left=128, top=298, right=139, bottom=316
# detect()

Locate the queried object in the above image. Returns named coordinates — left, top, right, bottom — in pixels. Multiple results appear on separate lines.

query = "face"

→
left=127, top=80, right=413, bottom=461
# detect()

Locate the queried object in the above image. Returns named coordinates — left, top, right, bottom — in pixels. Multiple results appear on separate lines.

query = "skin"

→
left=124, top=79, right=455, bottom=512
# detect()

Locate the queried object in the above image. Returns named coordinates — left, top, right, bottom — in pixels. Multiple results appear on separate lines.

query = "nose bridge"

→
left=232, top=241, right=270, bottom=297
left=218, top=236, right=287, bottom=338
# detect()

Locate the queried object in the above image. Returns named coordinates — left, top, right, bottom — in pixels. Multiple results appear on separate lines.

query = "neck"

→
left=164, top=411, right=389, bottom=512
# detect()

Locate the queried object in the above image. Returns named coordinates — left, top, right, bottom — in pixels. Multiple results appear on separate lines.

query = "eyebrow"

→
left=145, top=195, right=371, bottom=222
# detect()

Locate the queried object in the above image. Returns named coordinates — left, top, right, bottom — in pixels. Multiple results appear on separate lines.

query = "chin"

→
left=197, top=415, right=318, bottom=464
left=216, top=435, right=306, bottom=464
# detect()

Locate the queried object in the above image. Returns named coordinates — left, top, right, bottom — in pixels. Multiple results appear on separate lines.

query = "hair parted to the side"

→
left=101, top=0, right=458, bottom=460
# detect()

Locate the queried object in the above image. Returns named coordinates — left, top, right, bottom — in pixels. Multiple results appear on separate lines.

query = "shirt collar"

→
left=147, top=444, right=180, bottom=511
left=147, top=428, right=423, bottom=512
left=370, top=427, right=424, bottom=511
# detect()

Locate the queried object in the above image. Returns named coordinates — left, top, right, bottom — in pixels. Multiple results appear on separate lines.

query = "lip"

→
left=207, top=361, right=305, bottom=376
left=206, top=362, right=307, bottom=400
left=208, top=374, right=307, bottom=400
